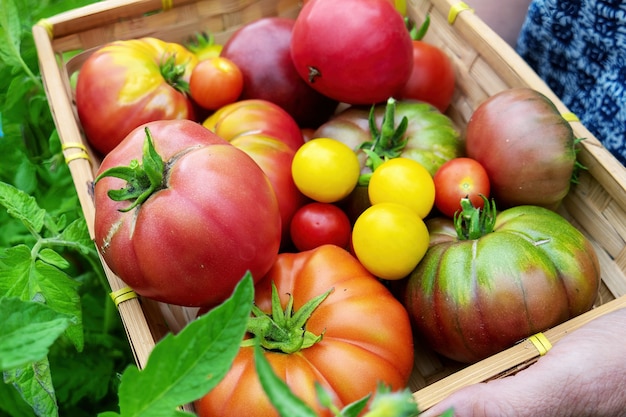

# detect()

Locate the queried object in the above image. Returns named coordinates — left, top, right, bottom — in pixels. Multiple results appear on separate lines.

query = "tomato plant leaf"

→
left=0, top=380, right=33, bottom=417
left=254, top=343, right=318, bottom=417
left=0, top=0, right=23, bottom=70
left=0, top=181, right=46, bottom=233
left=0, top=245, right=83, bottom=351
left=0, top=297, right=71, bottom=371
left=3, top=356, right=59, bottom=417
left=102, top=273, right=254, bottom=417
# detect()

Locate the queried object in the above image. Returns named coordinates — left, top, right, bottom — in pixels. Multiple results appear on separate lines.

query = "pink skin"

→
left=420, top=307, right=626, bottom=417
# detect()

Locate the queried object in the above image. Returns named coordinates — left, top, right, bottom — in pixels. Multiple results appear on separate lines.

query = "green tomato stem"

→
left=453, top=195, right=497, bottom=240
left=160, top=54, right=191, bottom=94
left=94, top=127, right=165, bottom=212
left=243, top=283, right=333, bottom=354
left=358, top=98, right=409, bottom=185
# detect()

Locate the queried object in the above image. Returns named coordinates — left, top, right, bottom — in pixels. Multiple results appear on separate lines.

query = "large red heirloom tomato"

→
left=401, top=198, right=600, bottom=363
left=93, top=120, right=281, bottom=307
left=195, top=245, right=414, bottom=417
left=290, top=0, right=413, bottom=104
left=76, top=37, right=198, bottom=155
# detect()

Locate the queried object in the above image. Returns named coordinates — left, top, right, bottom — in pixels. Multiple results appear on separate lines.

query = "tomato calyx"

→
left=243, top=282, right=333, bottom=354
left=406, top=14, right=430, bottom=41
left=454, top=195, right=496, bottom=240
left=358, top=97, right=409, bottom=185
left=160, top=54, right=191, bottom=94
left=94, top=127, right=165, bottom=212
left=186, top=32, right=223, bottom=61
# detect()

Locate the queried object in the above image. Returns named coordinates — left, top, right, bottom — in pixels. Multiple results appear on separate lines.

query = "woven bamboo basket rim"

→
left=32, top=0, right=626, bottom=411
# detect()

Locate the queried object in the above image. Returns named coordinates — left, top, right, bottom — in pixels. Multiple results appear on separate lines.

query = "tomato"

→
left=433, top=157, right=491, bottom=218
left=465, top=88, right=577, bottom=210
left=401, top=198, right=600, bottom=363
left=189, top=57, right=243, bottom=110
left=220, top=17, right=338, bottom=128
left=76, top=37, right=197, bottom=155
left=93, top=120, right=281, bottom=307
left=289, top=202, right=352, bottom=251
left=203, top=99, right=304, bottom=152
left=313, top=99, right=462, bottom=177
left=291, top=138, right=361, bottom=203
left=368, top=157, right=435, bottom=219
left=203, top=99, right=307, bottom=247
left=195, top=244, right=414, bottom=417
left=352, top=202, right=429, bottom=280
left=290, top=0, right=413, bottom=104
left=397, top=41, right=455, bottom=113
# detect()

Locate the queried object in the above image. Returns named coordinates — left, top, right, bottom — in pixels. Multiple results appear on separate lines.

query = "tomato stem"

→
left=243, top=283, right=333, bottom=354
left=406, top=14, right=430, bottom=41
left=160, top=54, right=191, bottom=94
left=358, top=97, right=408, bottom=185
left=94, top=127, right=165, bottom=212
left=453, top=195, right=497, bottom=240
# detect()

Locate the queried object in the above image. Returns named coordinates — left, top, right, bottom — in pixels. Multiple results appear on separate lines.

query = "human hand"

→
left=420, top=308, right=626, bottom=417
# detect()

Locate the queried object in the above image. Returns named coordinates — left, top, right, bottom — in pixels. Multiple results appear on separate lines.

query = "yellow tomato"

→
left=368, top=157, right=435, bottom=218
left=352, top=202, right=429, bottom=280
left=291, top=138, right=360, bottom=203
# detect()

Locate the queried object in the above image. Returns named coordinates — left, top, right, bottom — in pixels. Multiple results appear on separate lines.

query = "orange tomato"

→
left=189, top=56, right=243, bottom=110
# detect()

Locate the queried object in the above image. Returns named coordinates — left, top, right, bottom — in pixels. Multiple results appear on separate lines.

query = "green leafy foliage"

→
left=0, top=298, right=71, bottom=370
left=100, top=274, right=254, bottom=417
left=1, top=0, right=133, bottom=416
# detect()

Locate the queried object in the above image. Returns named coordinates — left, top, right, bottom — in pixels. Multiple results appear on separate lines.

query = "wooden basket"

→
left=33, top=0, right=626, bottom=411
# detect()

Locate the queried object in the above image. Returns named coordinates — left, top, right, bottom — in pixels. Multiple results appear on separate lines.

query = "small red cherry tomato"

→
left=189, top=56, right=243, bottom=110
left=433, top=157, right=491, bottom=218
left=289, top=202, right=352, bottom=251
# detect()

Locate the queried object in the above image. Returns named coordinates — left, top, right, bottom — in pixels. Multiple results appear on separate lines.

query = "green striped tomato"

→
left=401, top=200, right=600, bottom=363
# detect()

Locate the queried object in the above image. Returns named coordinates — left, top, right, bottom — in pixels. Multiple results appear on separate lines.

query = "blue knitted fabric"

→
left=515, top=0, right=626, bottom=165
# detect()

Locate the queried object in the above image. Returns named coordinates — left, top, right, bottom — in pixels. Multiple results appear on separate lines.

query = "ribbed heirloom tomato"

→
left=93, top=120, right=281, bottom=307
left=195, top=244, right=414, bottom=417
left=401, top=198, right=600, bottom=363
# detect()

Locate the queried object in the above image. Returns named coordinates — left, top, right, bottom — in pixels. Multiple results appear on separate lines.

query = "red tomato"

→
left=76, top=37, right=197, bottom=155
left=189, top=56, right=243, bottom=110
left=195, top=245, right=414, bottom=417
left=290, top=202, right=352, bottom=251
left=290, top=0, right=413, bottom=104
left=433, top=157, right=491, bottom=218
left=220, top=17, right=338, bottom=128
left=203, top=100, right=308, bottom=246
left=93, top=120, right=281, bottom=307
left=397, top=40, right=456, bottom=113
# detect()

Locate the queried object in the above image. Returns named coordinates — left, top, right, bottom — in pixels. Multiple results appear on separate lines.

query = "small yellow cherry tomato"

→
left=352, top=202, right=429, bottom=280
left=291, top=138, right=360, bottom=203
left=368, top=157, right=435, bottom=218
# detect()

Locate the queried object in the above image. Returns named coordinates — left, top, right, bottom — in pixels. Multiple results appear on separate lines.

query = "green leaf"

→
left=0, top=0, right=23, bottom=70
left=0, top=245, right=84, bottom=351
left=254, top=343, right=318, bottom=417
left=3, top=357, right=58, bottom=417
left=37, top=248, right=70, bottom=269
left=104, top=273, right=255, bottom=417
left=0, top=181, right=46, bottom=234
left=0, top=380, right=34, bottom=417
left=0, top=297, right=70, bottom=371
